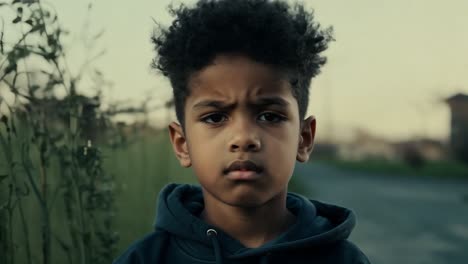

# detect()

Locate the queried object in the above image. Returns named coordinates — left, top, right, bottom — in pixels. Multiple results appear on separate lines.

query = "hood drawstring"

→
left=206, top=228, right=273, bottom=264
left=207, top=229, right=223, bottom=264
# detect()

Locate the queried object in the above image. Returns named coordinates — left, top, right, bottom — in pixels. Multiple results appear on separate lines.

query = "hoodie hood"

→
left=154, top=183, right=356, bottom=263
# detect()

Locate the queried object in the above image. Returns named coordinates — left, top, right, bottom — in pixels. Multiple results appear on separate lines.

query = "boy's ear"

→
left=168, top=122, right=192, bottom=168
left=296, top=116, right=316, bottom=162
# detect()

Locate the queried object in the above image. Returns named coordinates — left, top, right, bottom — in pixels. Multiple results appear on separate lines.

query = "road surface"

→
left=293, top=162, right=468, bottom=264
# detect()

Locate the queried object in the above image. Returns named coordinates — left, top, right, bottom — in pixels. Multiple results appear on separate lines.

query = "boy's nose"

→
left=230, top=139, right=261, bottom=152
left=228, top=119, right=261, bottom=153
left=229, top=118, right=261, bottom=152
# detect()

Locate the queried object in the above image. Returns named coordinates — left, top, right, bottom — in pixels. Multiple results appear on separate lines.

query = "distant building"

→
left=338, top=130, right=398, bottom=161
left=338, top=129, right=447, bottom=162
left=394, top=139, right=447, bottom=162
left=446, top=93, right=468, bottom=161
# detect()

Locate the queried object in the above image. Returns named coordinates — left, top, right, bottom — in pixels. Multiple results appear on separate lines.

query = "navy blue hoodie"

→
left=114, top=184, right=370, bottom=263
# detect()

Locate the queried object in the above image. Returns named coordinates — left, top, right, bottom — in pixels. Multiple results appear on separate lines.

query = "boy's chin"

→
left=221, top=191, right=282, bottom=209
left=226, top=199, right=266, bottom=209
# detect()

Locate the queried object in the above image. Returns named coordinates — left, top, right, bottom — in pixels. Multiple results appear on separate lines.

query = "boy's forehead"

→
left=191, top=94, right=291, bottom=109
left=186, top=79, right=295, bottom=110
left=186, top=54, right=295, bottom=104
left=189, top=54, right=287, bottom=83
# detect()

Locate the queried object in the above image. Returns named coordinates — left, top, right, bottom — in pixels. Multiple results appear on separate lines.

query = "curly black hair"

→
left=151, top=0, right=333, bottom=128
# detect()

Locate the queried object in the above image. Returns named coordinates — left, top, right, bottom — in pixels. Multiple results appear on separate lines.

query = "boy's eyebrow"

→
left=252, top=97, right=290, bottom=107
left=192, top=96, right=290, bottom=110
left=193, top=100, right=231, bottom=110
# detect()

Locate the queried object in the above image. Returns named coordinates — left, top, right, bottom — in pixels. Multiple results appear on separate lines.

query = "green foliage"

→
left=0, top=2, right=121, bottom=264
left=0, top=2, right=183, bottom=262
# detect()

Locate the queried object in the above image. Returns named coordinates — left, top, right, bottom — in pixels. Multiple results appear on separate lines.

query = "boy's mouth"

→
left=224, top=160, right=263, bottom=180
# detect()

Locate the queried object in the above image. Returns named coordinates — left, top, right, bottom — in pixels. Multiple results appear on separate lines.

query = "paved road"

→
left=293, top=162, right=468, bottom=264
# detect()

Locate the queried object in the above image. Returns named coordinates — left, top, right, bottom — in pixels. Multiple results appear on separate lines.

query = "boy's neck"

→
left=200, top=190, right=296, bottom=248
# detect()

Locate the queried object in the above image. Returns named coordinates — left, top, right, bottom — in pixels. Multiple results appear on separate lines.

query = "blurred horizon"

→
left=2, top=0, right=468, bottom=143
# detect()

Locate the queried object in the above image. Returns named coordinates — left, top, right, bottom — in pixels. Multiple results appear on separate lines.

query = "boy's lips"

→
left=224, top=160, right=263, bottom=180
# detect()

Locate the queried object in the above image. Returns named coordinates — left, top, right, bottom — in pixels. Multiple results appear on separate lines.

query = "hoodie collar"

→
left=155, top=183, right=356, bottom=260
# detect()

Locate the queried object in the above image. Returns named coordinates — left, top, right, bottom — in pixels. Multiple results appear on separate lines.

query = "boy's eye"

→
left=201, top=113, right=227, bottom=124
left=258, top=112, right=285, bottom=123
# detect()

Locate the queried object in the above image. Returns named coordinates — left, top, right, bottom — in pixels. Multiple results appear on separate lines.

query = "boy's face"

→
left=169, top=54, right=316, bottom=208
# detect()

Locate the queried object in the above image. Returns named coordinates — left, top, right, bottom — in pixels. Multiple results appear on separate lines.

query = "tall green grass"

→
left=103, top=131, right=195, bottom=253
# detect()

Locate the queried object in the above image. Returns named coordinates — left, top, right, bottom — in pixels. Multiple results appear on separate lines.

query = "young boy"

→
left=114, top=0, right=370, bottom=263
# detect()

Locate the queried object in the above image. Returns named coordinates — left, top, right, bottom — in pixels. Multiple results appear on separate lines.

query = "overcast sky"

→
left=4, top=0, right=468, bottom=142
